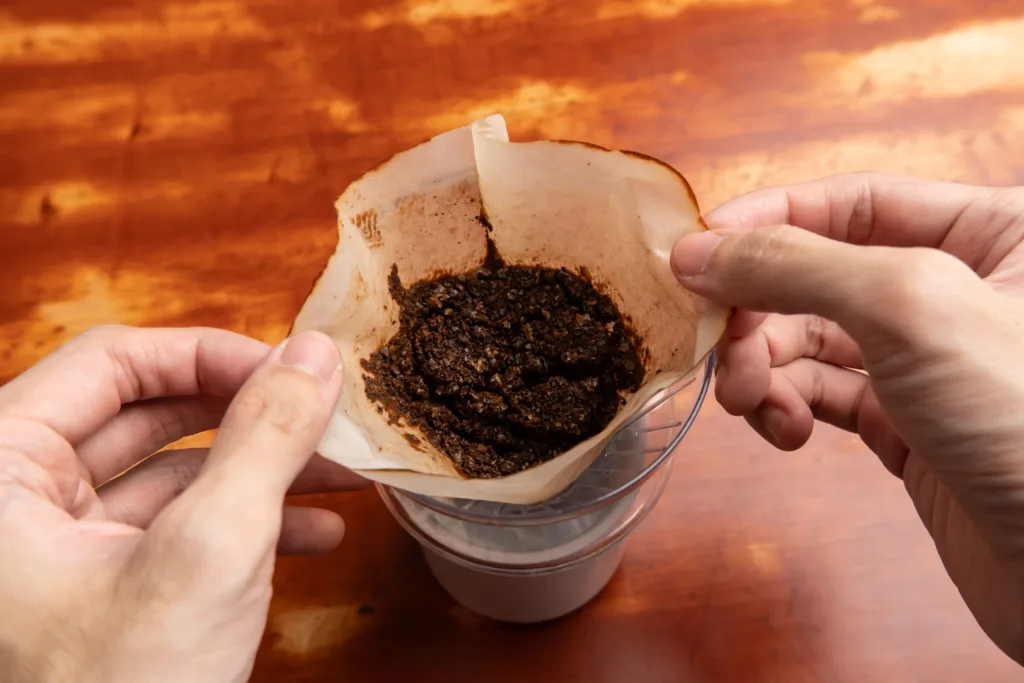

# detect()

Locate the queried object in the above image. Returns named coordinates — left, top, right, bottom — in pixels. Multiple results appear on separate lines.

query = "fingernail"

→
left=280, top=331, right=341, bottom=382
left=763, top=406, right=788, bottom=444
left=671, top=231, right=725, bottom=279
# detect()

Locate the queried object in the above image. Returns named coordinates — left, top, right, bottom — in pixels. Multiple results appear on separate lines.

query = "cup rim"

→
left=377, top=455, right=676, bottom=574
left=390, top=351, right=715, bottom=526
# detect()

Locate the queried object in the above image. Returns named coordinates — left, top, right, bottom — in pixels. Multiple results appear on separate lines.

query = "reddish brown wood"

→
left=3, top=0, right=1024, bottom=680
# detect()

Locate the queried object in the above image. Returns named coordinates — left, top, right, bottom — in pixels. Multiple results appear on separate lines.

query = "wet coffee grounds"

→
left=361, top=261, right=645, bottom=478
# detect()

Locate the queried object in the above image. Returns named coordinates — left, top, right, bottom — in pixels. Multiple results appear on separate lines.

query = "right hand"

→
left=670, top=173, right=1024, bottom=664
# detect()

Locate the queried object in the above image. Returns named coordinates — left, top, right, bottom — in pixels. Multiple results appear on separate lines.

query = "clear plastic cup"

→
left=378, top=354, right=714, bottom=623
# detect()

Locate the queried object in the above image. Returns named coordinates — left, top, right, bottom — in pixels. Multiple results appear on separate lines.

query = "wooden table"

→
left=3, top=0, right=1024, bottom=680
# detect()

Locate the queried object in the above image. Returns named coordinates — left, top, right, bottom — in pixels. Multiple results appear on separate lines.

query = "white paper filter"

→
left=292, top=114, right=730, bottom=504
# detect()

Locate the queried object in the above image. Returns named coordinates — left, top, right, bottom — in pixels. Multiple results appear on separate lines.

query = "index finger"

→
left=704, top=172, right=996, bottom=263
left=0, top=325, right=271, bottom=443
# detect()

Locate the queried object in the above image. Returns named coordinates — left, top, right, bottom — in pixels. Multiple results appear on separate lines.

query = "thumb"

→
left=140, top=330, right=343, bottom=581
left=670, top=225, right=989, bottom=346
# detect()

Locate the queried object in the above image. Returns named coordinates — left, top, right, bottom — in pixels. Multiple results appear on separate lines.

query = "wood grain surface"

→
left=3, top=0, right=1024, bottom=680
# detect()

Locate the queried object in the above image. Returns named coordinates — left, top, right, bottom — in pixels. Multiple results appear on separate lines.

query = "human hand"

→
left=0, top=326, right=365, bottom=683
left=671, top=173, right=1024, bottom=663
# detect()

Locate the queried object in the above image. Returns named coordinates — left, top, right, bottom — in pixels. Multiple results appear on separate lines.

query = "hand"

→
left=0, top=326, right=364, bottom=683
left=671, top=173, right=1024, bottom=663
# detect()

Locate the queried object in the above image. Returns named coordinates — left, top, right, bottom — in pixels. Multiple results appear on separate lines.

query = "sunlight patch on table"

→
left=10, top=181, right=204, bottom=226
left=999, top=106, right=1024, bottom=129
left=140, top=109, right=231, bottom=141
left=263, top=42, right=373, bottom=131
left=588, top=580, right=649, bottom=617
left=0, top=232, right=310, bottom=382
left=685, top=120, right=1024, bottom=210
left=1, top=266, right=182, bottom=375
left=45, top=183, right=113, bottom=216
left=270, top=605, right=362, bottom=657
left=747, top=542, right=782, bottom=575
left=857, top=4, right=899, bottom=23
left=0, top=87, right=134, bottom=138
left=807, top=16, right=1024, bottom=106
left=423, top=80, right=597, bottom=138
left=34, top=267, right=135, bottom=333
left=0, top=85, right=231, bottom=143
left=310, top=98, right=372, bottom=133
left=849, top=0, right=899, bottom=20
left=0, top=1, right=266, bottom=64
left=362, top=0, right=523, bottom=30
left=11, top=182, right=113, bottom=224
left=422, top=73, right=690, bottom=140
left=596, top=0, right=793, bottom=21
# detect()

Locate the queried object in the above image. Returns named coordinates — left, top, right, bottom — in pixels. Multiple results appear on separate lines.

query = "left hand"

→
left=0, top=325, right=365, bottom=683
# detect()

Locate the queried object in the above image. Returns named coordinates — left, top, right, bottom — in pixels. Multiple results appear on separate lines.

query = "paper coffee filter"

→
left=292, top=114, right=729, bottom=504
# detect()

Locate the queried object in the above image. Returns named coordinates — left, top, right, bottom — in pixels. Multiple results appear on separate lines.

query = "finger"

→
left=760, top=314, right=862, bottom=369
left=743, top=370, right=814, bottom=451
left=670, top=225, right=994, bottom=355
left=715, top=312, right=861, bottom=416
left=79, top=396, right=230, bottom=485
left=726, top=309, right=768, bottom=339
left=713, top=310, right=769, bottom=412
left=98, top=448, right=366, bottom=528
left=144, top=330, right=344, bottom=574
left=0, top=326, right=270, bottom=477
left=745, top=358, right=907, bottom=475
left=714, top=327, right=771, bottom=416
left=100, top=452, right=348, bottom=554
left=703, top=173, right=993, bottom=256
left=278, top=506, right=345, bottom=556
left=99, top=446, right=348, bottom=554
left=712, top=309, right=769, bottom=411
left=761, top=358, right=870, bottom=435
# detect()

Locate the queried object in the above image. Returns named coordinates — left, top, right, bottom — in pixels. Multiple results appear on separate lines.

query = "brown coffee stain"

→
left=353, top=209, right=381, bottom=246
